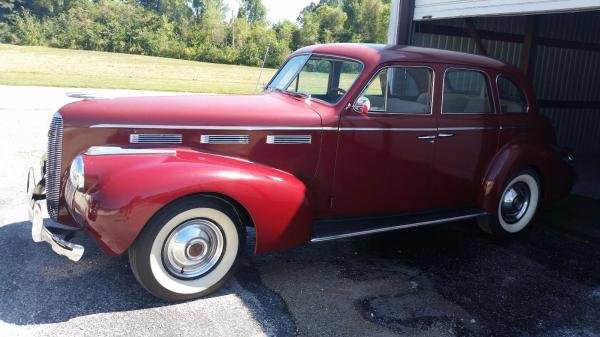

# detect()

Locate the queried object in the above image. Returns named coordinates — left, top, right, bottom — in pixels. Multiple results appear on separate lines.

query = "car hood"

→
left=58, top=93, right=323, bottom=128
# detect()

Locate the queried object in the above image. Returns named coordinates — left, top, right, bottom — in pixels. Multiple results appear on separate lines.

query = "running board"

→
left=311, top=208, right=486, bottom=243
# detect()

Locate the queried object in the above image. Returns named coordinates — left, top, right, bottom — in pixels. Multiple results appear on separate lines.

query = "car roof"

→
left=295, top=43, right=514, bottom=70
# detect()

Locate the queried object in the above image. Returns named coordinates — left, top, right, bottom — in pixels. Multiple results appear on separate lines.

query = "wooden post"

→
left=388, top=0, right=416, bottom=45
left=521, top=15, right=538, bottom=78
left=464, top=18, right=487, bottom=56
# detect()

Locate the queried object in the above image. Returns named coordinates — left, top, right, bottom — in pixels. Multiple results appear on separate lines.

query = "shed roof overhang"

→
left=413, top=0, right=600, bottom=20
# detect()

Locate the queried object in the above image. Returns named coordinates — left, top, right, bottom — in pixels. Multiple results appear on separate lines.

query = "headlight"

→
left=69, top=155, right=85, bottom=191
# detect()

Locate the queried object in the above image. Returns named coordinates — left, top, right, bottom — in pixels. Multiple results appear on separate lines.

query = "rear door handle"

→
left=437, top=133, right=455, bottom=138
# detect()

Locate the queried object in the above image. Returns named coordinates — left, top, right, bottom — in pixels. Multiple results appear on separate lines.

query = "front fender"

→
left=477, top=141, right=573, bottom=213
left=71, top=148, right=312, bottom=255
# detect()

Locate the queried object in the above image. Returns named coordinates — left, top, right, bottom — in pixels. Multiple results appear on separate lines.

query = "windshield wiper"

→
left=269, top=87, right=311, bottom=100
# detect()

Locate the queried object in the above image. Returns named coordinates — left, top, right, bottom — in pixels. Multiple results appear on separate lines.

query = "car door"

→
left=332, top=64, right=438, bottom=217
left=432, top=67, right=500, bottom=209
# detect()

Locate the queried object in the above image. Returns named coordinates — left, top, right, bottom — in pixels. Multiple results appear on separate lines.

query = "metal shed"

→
left=389, top=0, right=600, bottom=155
left=388, top=0, right=600, bottom=197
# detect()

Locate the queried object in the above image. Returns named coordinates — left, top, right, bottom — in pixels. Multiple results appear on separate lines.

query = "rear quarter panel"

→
left=478, top=116, right=573, bottom=212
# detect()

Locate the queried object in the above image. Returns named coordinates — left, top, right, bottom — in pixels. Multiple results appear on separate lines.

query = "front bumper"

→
left=27, top=164, right=84, bottom=262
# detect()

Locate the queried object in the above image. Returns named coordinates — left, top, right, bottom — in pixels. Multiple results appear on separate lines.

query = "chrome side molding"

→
left=266, top=135, right=312, bottom=144
left=130, top=134, right=182, bottom=144
left=311, top=211, right=486, bottom=243
left=200, top=135, right=249, bottom=144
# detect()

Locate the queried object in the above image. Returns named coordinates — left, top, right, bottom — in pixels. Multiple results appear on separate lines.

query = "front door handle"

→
left=437, top=133, right=455, bottom=138
left=417, top=135, right=437, bottom=143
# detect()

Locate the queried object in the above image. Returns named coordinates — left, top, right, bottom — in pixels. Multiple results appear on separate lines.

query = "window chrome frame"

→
left=441, top=67, right=497, bottom=115
left=353, top=64, right=435, bottom=116
left=495, top=73, right=529, bottom=114
left=265, top=52, right=365, bottom=107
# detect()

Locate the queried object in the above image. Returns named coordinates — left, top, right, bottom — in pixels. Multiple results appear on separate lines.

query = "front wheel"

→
left=129, top=197, right=244, bottom=301
left=478, top=169, right=541, bottom=235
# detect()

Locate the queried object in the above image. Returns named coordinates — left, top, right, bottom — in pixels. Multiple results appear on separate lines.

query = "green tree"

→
left=0, top=0, right=20, bottom=20
left=137, top=0, right=160, bottom=12
left=341, top=0, right=361, bottom=41
left=357, top=0, right=384, bottom=42
left=237, top=0, right=266, bottom=24
left=19, top=0, right=80, bottom=17
left=296, top=10, right=319, bottom=47
left=315, top=5, right=346, bottom=42
left=2, top=0, right=394, bottom=69
left=297, top=0, right=390, bottom=45
left=136, top=0, right=192, bottom=21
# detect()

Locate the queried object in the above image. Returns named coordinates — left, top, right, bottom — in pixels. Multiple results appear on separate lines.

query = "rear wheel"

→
left=129, top=197, right=244, bottom=301
left=478, top=169, right=540, bottom=235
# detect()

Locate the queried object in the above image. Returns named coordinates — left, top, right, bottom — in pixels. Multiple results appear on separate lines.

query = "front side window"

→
left=497, top=76, right=527, bottom=113
left=443, top=69, right=493, bottom=114
left=267, top=55, right=363, bottom=104
left=361, top=66, right=433, bottom=114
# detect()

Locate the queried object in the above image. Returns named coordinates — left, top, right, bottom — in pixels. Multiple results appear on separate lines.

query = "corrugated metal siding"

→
left=538, top=11, right=600, bottom=43
left=413, top=11, right=600, bottom=155
left=543, top=108, right=600, bottom=155
left=533, top=46, right=600, bottom=102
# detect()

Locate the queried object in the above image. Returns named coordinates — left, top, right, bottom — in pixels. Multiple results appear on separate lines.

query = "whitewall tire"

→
left=478, top=169, right=540, bottom=235
left=129, top=197, right=244, bottom=301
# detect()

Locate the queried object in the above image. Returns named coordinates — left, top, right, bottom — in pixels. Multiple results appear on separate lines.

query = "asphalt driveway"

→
left=0, top=85, right=598, bottom=337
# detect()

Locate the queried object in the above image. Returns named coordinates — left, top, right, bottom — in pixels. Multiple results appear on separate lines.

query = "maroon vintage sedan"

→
left=26, top=43, right=574, bottom=301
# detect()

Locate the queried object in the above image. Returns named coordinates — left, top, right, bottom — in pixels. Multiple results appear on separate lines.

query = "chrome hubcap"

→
left=500, top=182, right=531, bottom=224
left=162, top=219, right=224, bottom=279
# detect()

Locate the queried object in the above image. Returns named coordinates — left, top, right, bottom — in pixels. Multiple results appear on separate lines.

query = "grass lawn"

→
left=0, top=44, right=277, bottom=94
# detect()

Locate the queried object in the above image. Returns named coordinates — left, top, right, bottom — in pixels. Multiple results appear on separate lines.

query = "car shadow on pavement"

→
left=254, top=217, right=600, bottom=337
left=0, top=220, right=295, bottom=335
left=0, top=220, right=167, bottom=325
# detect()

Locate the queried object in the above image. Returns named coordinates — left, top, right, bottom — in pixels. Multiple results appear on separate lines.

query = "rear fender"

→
left=74, top=148, right=312, bottom=255
left=477, top=141, right=573, bottom=213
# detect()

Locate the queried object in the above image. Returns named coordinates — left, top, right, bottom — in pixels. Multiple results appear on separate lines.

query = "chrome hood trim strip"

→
left=86, top=146, right=176, bottom=156
left=92, top=124, right=337, bottom=131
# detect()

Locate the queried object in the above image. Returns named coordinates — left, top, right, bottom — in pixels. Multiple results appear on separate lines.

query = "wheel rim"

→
left=500, top=181, right=531, bottom=224
left=162, top=219, right=224, bottom=279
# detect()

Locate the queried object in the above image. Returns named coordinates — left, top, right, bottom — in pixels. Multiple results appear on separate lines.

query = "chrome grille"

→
left=200, top=135, right=249, bottom=144
left=129, top=134, right=183, bottom=144
left=46, top=112, right=63, bottom=220
left=266, top=135, right=312, bottom=144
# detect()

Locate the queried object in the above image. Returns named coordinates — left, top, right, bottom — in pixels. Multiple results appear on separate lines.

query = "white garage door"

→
left=414, top=0, right=600, bottom=20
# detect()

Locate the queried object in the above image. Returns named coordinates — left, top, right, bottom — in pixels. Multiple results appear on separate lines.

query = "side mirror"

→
left=352, top=96, right=371, bottom=114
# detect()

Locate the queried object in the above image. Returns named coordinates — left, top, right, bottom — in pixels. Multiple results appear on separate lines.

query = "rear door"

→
left=432, top=67, right=500, bottom=209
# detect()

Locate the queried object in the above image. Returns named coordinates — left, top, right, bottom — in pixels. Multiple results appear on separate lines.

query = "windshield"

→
left=267, top=54, right=363, bottom=104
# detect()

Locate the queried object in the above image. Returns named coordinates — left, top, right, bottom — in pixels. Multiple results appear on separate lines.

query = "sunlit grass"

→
left=0, top=44, right=277, bottom=94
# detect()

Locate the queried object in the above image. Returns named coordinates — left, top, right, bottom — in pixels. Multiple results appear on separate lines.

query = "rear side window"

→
left=497, top=76, right=527, bottom=113
left=443, top=69, right=492, bottom=114
left=361, top=66, right=433, bottom=114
